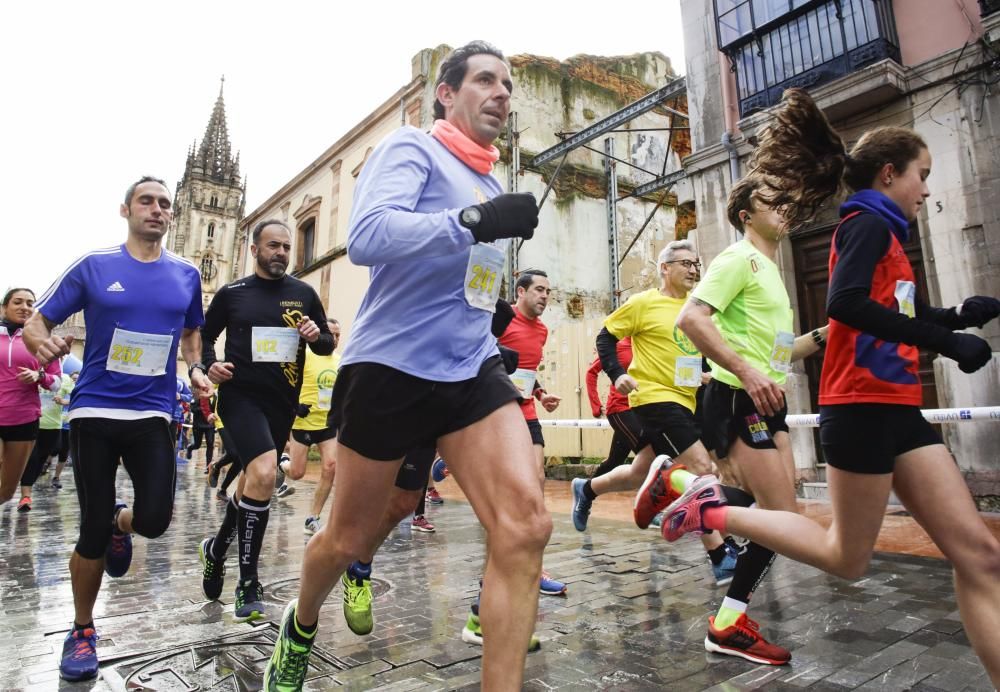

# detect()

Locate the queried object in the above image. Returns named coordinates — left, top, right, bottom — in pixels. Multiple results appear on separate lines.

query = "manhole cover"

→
left=266, top=575, right=392, bottom=604
left=100, top=625, right=346, bottom=691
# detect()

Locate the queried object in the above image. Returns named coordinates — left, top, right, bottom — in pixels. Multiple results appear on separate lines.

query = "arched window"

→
left=210, top=195, right=219, bottom=207
left=207, top=222, right=215, bottom=240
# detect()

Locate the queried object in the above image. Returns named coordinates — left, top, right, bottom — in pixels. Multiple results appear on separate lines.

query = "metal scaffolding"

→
left=506, top=75, right=689, bottom=305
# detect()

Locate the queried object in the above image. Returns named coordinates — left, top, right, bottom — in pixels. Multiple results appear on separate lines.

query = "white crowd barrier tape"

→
left=538, top=406, right=1000, bottom=430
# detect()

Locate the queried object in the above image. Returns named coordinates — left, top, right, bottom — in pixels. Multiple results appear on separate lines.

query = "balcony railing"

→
left=719, top=0, right=900, bottom=117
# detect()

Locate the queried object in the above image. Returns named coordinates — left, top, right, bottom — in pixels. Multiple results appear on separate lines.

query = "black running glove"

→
left=498, top=344, right=520, bottom=374
left=939, top=332, right=993, bottom=373
left=296, top=403, right=311, bottom=418
left=461, top=192, right=538, bottom=244
left=958, top=296, right=1000, bottom=329
left=492, top=299, right=515, bottom=337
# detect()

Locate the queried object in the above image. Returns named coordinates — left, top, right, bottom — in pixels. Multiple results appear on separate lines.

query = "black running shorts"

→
left=394, top=446, right=436, bottom=491
left=291, top=426, right=337, bottom=447
left=820, top=403, right=942, bottom=475
left=218, top=387, right=295, bottom=469
left=333, top=355, right=519, bottom=461
left=0, top=419, right=39, bottom=442
left=701, top=380, right=789, bottom=458
left=607, top=409, right=648, bottom=453
left=632, top=401, right=701, bottom=458
left=525, top=418, right=545, bottom=447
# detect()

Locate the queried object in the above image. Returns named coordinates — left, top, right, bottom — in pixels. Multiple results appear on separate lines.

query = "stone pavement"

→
left=0, top=454, right=996, bottom=691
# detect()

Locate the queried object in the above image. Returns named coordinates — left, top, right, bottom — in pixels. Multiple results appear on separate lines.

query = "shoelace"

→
left=277, top=642, right=310, bottom=683
left=70, top=630, right=99, bottom=661
left=345, top=578, right=371, bottom=609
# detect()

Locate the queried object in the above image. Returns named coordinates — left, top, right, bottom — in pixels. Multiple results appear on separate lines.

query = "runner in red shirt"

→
left=498, top=269, right=565, bottom=595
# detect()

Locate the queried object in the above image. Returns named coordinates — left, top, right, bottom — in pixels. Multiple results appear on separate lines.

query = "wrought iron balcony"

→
left=716, top=0, right=901, bottom=117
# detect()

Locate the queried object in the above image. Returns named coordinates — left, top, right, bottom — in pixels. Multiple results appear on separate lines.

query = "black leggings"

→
left=216, top=427, right=242, bottom=492
left=188, top=427, right=216, bottom=464
left=56, top=428, right=71, bottom=463
left=20, top=428, right=61, bottom=487
left=71, top=417, right=176, bottom=559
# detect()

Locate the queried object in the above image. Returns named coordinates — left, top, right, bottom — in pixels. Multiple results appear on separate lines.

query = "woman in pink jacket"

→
left=1, top=288, right=61, bottom=505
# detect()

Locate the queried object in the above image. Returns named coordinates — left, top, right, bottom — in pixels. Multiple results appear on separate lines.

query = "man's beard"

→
left=257, top=254, right=287, bottom=278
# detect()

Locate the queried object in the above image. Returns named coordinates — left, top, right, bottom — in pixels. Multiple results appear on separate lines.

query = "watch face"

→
left=461, top=207, right=481, bottom=227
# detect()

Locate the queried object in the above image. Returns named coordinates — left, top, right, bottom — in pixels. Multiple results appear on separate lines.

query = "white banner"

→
left=539, top=406, right=1000, bottom=429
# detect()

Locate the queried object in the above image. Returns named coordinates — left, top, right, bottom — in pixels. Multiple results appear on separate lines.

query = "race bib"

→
left=673, top=356, right=702, bottom=387
left=464, top=243, right=503, bottom=312
left=106, top=328, right=173, bottom=377
left=769, top=331, right=794, bottom=374
left=509, top=368, right=536, bottom=398
left=316, top=385, right=333, bottom=411
left=895, top=280, right=916, bottom=318
left=251, top=327, right=300, bottom=362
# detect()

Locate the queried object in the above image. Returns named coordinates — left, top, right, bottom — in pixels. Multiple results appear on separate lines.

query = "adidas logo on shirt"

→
left=106, top=281, right=125, bottom=292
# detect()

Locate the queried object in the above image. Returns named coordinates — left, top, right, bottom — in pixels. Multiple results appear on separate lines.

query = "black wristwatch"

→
left=188, top=362, right=208, bottom=378
left=459, top=206, right=482, bottom=229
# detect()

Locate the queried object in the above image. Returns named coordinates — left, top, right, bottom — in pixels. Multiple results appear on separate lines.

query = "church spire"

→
left=189, top=75, right=239, bottom=185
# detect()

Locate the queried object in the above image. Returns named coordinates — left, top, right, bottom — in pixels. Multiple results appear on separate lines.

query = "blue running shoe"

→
left=712, top=542, right=738, bottom=586
left=235, top=579, right=266, bottom=622
left=539, top=571, right=567, bottom=596
left=60, top=627, right=99, bottom=681
left=105, top=501, right=132, bottom=578
left=649, top=512, right=665, bottom=528
left=431, top=457, right=449, bottom=483
left=571, top=478, right=592, bottom=532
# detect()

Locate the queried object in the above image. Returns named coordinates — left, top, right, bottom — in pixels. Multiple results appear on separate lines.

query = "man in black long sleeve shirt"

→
left=194, top=220, right=332, bottom=621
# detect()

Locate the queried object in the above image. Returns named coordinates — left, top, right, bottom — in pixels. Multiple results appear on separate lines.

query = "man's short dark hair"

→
left=515, top=269, right=547, bottom=293
left=124, top=176, right=168, bottom=206
left=252, top=219, right=292, bottom=244
left=433, top=41, right=508, bottom=120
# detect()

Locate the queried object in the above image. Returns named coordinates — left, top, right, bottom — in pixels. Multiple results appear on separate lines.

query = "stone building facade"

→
left=680, top=0, right=1000, bottom=495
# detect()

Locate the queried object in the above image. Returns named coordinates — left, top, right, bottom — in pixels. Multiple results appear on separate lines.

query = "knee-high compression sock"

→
left=238, top=495, right=270, bottom=581
left=210, top=496, right=240, bottom=560
left=715, top=541, right=776, bottom=629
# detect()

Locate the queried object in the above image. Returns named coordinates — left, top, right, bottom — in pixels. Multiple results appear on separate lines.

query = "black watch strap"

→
left=188, top=363, right=208, bottom=378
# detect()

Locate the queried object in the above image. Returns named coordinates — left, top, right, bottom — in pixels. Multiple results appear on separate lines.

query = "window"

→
left=209, top=195, right=219, bottom=207
left=717, top=0, right=900, bottom=116
left=297, top=218, right=316, bottom=269
left=200, top=256, right=214, bottom=282
left=207, top=222, right=215, bottom=240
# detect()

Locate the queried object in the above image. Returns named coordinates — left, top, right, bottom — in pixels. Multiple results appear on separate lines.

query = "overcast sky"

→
left=2, top=1, right=685, bottom=296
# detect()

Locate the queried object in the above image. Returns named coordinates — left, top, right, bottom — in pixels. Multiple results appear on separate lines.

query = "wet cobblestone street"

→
left=1, top=454, right=996, bottom=691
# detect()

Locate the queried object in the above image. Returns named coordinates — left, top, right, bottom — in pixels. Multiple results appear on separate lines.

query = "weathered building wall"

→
left=238, top=47, right=689, bottom=459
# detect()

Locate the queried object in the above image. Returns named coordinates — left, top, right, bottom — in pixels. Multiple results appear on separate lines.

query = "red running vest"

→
left=819, top=212, right=924, bottom=406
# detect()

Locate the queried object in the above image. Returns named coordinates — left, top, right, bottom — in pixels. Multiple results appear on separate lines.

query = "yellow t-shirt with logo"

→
left=603, top=288, right=700, bottom=412
left=293, top=351, right=340, bottom=431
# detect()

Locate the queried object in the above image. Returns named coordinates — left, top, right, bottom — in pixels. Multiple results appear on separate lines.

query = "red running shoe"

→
left=633, top=455, right=685, bottom=529
left=661, top=476, right=725, bottom=541
left=705, top=614, right=791, bottom=665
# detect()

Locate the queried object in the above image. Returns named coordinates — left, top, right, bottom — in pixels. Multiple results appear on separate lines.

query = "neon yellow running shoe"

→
left=342, top=571, right=373, bottom=635
left=460, top=614, right=541, bottom=652
left=264, top=600, right=314, bottom=692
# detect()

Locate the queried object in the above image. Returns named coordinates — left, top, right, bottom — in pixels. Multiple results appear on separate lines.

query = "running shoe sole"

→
left=704, top=635, right=790, bottom=665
